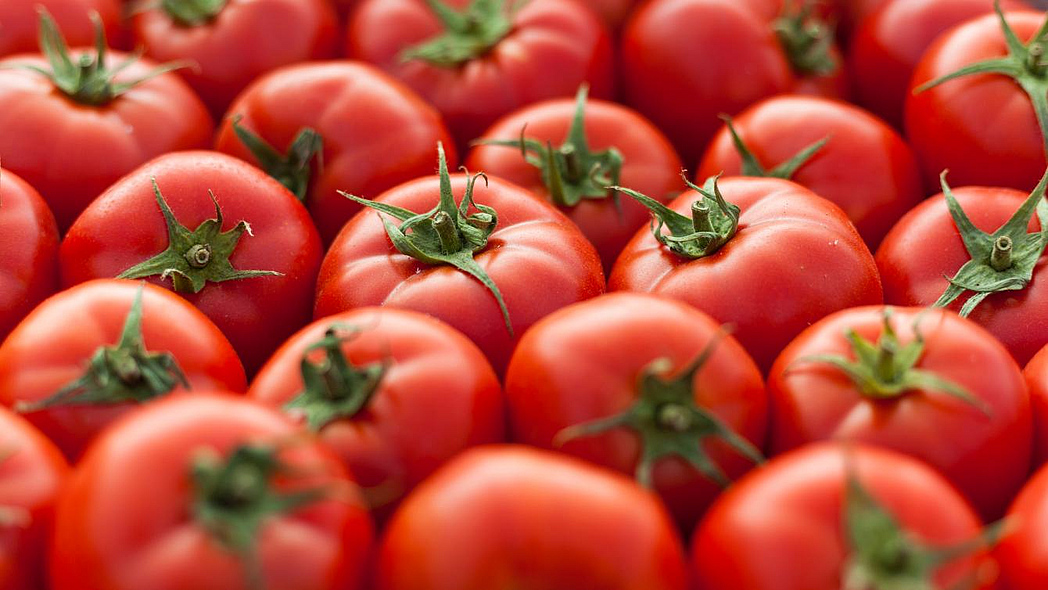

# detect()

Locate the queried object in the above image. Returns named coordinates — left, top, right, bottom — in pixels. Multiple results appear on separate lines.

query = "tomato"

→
left=49, top=394, right=373, bottom=590
left=505, top=292, right=766, bottom=531
left=466, top=86, right=682, bottom=271
left=697, top=95, right=923, bottom=247
left=315, top=144, right=605, bottom=375
left=375, top=445, right=688, bottom=590
left=346, top=0, right=614, bottom=149
left=0, top=168, right=58, bottom=343
left=0, top=407, right=68, bottom=590
left=581, top=0, right=642, bottom=29
left=834, top=0, right=890, bottom=42
left=621, top=0, right=848, bottom=164
left=906, top=9, right=1048, bottom=192
left=60, top=151, right=323, bottom=375
left=1024, top=344, right=1048, bottom=466
left=610, top=176, right=882, bottom=372
left=0, top=279, right=247, bottom=461
left=0, top=0, right=122, bottom=57
left=248, top=307, right=503, bottom=521
left=215, top=61, right=457, bottom=245
left=997, top=460, right=1048, bottom=590
left=131, top=0, right=339, bottom=115
left=693, top=443, right=999, bottom=590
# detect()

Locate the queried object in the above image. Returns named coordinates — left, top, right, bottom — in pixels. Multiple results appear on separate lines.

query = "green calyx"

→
left=932, top=168, right=1048, bottom=317
left=554, top=331, right=763, bottom=488
left=117, top=179, right=283, bottom=294
left=774, top=0, right=838, bottom=77
left=284, top=324, right=389, bottom=431
left=230, top=116, right=322, bottom=202
left=160, top=0, right=229, bottom=26
left=15, top=285, right=189, bottom=413
left=721, top=115, right=828, bottom=179
left=793, top=309, right=991, bottom=415
left=614, top=173, right=740, bottom=260
left=400, top=0, right=526, bottom=68
left=340, top=143, right=513, bottom=335
left=475, top=85, right=624, bottom=209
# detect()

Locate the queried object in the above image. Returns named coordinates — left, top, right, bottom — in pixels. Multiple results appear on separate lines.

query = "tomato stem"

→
left=161, top=0, right=229, bottom=26
left=229, top=116, right=322, bottom=203
left=721, top=115, right=829, bottom=180
left=773, top=0, right=837, bottom=77
left=399, top=0, right=523, bottom=68
left=991, top=236, right=1014, bottom=271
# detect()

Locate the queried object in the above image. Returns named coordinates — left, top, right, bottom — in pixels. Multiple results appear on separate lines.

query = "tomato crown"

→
left=158, top=0, right=229, bottom=27
left=721, top=115, right=828, bottom=180
left=229, top=115, right=322, bottom=203
left=774, top=0, right=838, bottom=77
left=400, top=0, right=524, bottom=68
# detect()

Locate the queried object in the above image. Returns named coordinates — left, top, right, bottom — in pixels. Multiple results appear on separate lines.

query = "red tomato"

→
left=505, top=293, right=766, bottom=531
left=131, top=0, right=339, bottom=115
left=0, top=407, right=68, bottom=590
left=466, top=87, right=683, bottom=271
left=49, top=394, right=373, bottom=590
left=0, top=168, right=58, bottom=343
left=314, top=146, right=605, bottom=375
left=0, top=0, right=122, bottom=56
left=248, top=307, right=503, bottom=521
left=834, top=0, right=890, bottom=41
left=997, top=461, right=1048, bottom=589
left=60, top=151, right=323, bottom=375
left=693, top=443, right=999, bottom=590
left=697, top=95, right=923, bottom=247
left=610, top=176, right=882, bottom=372
left=215, top=61, right=457, bottom=245
left=375, top=445, right=688, bottom=590
left=0, top=279, right=247, bottom=461
left=621, top=0, right=848, bottom=164
left=581, top=0, right=642, bottom=29
left=1024, top=344, right=1048, bottom=465
left=346, top=0, right=614, bottom=148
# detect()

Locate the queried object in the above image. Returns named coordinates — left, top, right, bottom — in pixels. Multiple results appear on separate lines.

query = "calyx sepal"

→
left=231, top=115, right=322, bottom=202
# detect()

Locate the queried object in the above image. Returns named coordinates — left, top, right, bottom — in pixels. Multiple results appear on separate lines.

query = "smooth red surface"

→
left=998, top=461, right=1048, bottom=589
left=0, top=0, right=123, bottom=57
left=1024, top=344, right=1048, bottom=466
left=0, top=169, right=58, bottom=343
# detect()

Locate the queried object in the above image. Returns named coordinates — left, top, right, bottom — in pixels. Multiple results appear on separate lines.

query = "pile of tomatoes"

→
left=3, top=0, right=1048, bottom=588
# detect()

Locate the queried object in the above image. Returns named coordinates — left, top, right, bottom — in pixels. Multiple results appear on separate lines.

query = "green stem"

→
left=990, top=236, right=1013, bottom=271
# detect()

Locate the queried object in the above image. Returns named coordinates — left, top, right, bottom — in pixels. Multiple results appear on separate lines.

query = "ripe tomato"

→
left=466, top=86, right=683, bottom=271
left=60, top=151, right=323, bottom=375
left=131, top=0, right=339, bottom=115
left=610, top=176, right=882, bottom=372
left=248, top=307, right=503, bottom=521
left=505, top=292, right=766, bottom=531
left=49, top=394, right=374, bottom=590
left=0, top=279, right=247, bottom=461
left=997, top=461, right=1048, bottom=589
left=0, top=168, right=58, bottom=343
left=375, top=445, right=688, bottom=590
left=0, top=0, right=122, bottom=56
left=693, top=443, right=999, bottom=590
left=0, top=407, right=68, bottom=590
left=215, top=61, right=457, bottom=245
left=697, top=95, right=923, bottom=247
left=581, top=0, right=642, bottom=29
left=346, top=0, right=614, bottom=148
left=315, top=145, right=605, bottom=375
left=1025, top=344, right=1048, bottom=465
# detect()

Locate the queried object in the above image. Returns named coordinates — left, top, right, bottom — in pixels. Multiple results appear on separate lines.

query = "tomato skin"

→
left=0, top=169, right=58, bottom=343
left=215, top=61, right=458, bottom=245
left=697, top=95, right=923, bottom=248
left=59, top=151, right=323, bottom=375
left=504, top=292, right=766, bottom=531
left=314, top=174, right=605, bottom=376
left=906, top=10, right=1047, bottom=192
left=997, top=462, right=1048, bottom=590
left=1024, top=345, right=1048, bottom=466
left=48, top=394, right=373, bottom=590
left=132, top=0, right=339, bottom=115
left=877, top=186, right=1048, bottom=366
left=0, top=0, right=123, bottom=57
left=580, top=0, right=642, bottom=29
left=692, top=443, right=997, bottom=590
left=248, top=307, right=503, bottom=521
left=375, top=445, right=688, bottom=590
left=610, top=177, right=882, bottom=372
left=346, top=0, right=615, bottom=148
left=0, top=52, right=213, bottom=232
left=466, top=97, right=682, bottom=271
left=0, top=407, right=68, bottom=590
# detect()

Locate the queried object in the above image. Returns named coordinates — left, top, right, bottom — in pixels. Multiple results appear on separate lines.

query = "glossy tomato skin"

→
left=997, top=462, right=1048, bottom=590
left=249, top=307, right=503, bottom=521
left=314, top=174, right=605, bottom=376
left=697, top=95, right=923, bottom=248
left=0, top=52, right=213, bottom=231
left=467, top=97, right=682, bottom=271
left=906, top=10, right=1047, bottom=192
left=0, top=279, right=247, bottom=461
left=877, top=186, right=1048, bottom=366
left=0, top=0, right=123, bottom=57
left=49, top=394, right=373, bottom=590
left=693, top=443, right=997, bottom=590
left=0, top=169, right=58, bottom=343
left=610, top=177, right=882, bottom=372
left=375, top=445, right=688, bottom=590
left=505, top=293, right=766, bottom=531
left=60, top=151, right=323, bottom=375
left=346, top=0, right=615, bottom=148
left=132, top=0, right=338, bottom=115
left=1025, top=345, right=1048, bottom=466
left=216, top=61, right=458, bottom=245
left=0, top=407, right=68, bottom=590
